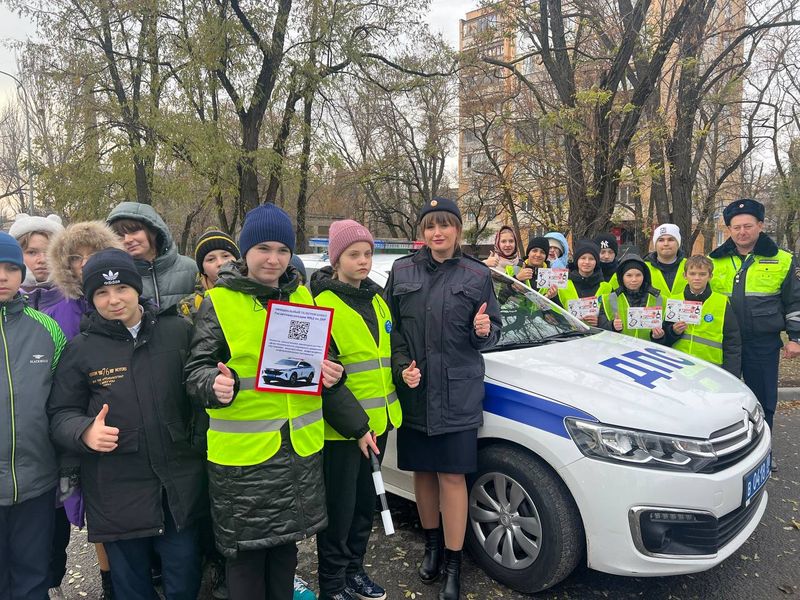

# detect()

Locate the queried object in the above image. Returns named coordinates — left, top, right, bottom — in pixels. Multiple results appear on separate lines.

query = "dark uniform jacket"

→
left=47, top=304, right=207, bottom=543
left=384, top=247, right=501, bottom=435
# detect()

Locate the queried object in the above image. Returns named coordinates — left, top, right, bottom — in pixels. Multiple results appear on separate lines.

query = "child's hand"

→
left=358, top=431, right=380, bottom=458
left=213, top=362, right=235, bottom=404
left=321, top=359, right=344, bottom=388
left=583, top=314, right=598, bottom=327
left=81, top=404, right=119, bottom=452
left=485, top=252, right=499, bottom=268
left=546, top=285, right=558, bottom=299
left=516, top=267, right=533, bottom=282
left=402, top=360, right=421, bottom=388
left=673, top=321, right=687, bottom=335
left=652, top=327, right=665, bottom=339
left=613, top=313, right=623, bottom=332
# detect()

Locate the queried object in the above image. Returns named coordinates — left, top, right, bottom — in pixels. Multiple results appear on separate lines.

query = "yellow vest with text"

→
left=601, top=290, right=664, bottom=340
left=671, top=291, right=727, bottom=365
left=646, top=258, right=687, bottom=298
left=557, top=279, right=612, bottom=307
left=314, top=290, right=402, bottom=440
left=206, top=285, right=324, bottom=466
left=709, top=251, right=792, bottom=299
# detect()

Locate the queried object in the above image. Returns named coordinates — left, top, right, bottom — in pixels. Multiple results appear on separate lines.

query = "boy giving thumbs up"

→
left=48, top=248, right=207, bottom=599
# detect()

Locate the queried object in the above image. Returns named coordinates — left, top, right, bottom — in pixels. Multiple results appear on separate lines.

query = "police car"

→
left=300, top=253, right=771, bottom=594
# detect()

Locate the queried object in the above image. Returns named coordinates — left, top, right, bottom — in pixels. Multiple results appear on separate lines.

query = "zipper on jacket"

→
left=1, top=307, right=18, bottom=503
left=149, top=263, right=161, bottom=308
left=287, top=446, right=308, bottom=538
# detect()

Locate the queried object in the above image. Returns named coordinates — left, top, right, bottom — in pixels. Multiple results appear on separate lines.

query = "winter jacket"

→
left=663, top=285, right=742, bottom=376
left=106, top=202, right=198, bottom=311
left=644, top=251, right=687, bottom=298
left=47, top=304, right=207, bottom=543
left=184, top=261, right=328, bottom=556
left=709, top=233, right=800, bottom=344
left=545, top=232, right=570, bottom=269
left=310, top=266, right=375, bottom=440
left=384, top=247, right=501, bottom=435
left=0, top=295, right=66, bottom=506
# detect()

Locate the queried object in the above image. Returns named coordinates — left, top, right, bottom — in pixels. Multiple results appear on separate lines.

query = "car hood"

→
left=263, top=363, right=296, bottom=371
left=483, top=330, right=757, bottom=439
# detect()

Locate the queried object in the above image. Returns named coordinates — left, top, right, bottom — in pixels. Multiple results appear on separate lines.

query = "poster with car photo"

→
left=255, top=300, right=334, bottom=395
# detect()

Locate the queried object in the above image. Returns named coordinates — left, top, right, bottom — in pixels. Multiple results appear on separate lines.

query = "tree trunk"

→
left=296, top=94, right=314, bottom=254
left=238, top=116, right=261, bottom=219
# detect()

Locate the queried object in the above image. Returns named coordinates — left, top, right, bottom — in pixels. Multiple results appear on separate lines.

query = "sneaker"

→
left=322, top=591, right=355, bottom=600
left=293, top=575, right=317, bottom=600
left=346, top=572, right=387, bottom=600
left=48, top=587, right=65, bottom=600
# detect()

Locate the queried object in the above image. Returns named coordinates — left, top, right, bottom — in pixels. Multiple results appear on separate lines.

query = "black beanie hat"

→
left=573, top=240, right=600, bottom=267
left=418, top=197, right=462, bottom=224
left=593, top=233, right=619, bottom=256
left=195, top=229, right=240, bottom=274
left=526, top=236, right=550, bottom=257
left=82, top=248, right=143, bottom=306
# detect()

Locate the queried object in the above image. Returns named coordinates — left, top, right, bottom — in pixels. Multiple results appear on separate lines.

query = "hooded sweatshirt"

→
left=106, top=202, right=198, bottom=311
left=544, top=232, right=570, bottom=269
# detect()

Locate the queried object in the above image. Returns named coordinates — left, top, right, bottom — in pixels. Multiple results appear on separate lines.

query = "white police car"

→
left=300, top=253, right=771, bottom=594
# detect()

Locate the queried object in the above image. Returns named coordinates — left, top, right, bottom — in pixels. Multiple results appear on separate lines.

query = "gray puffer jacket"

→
left=106, top=202, right=198, bottom=311
left=184, top=261, right=328, bottom=556
left=0, top=296, right=66, bottom=506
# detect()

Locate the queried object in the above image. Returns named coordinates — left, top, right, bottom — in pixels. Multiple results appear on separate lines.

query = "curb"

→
left=778, top=387, right=800, bottom=402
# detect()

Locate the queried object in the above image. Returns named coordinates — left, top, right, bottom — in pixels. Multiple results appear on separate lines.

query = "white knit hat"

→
left=652, top=223, right=681, bottom=247
left=8, top=213, right=64, bottom=240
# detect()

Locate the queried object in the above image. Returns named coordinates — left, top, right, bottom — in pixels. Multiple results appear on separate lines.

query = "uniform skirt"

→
left=396, top=427, right=478, bottom=474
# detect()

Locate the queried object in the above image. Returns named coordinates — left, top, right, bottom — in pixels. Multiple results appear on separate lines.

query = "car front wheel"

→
left=465, top=444, right=584, bottom=594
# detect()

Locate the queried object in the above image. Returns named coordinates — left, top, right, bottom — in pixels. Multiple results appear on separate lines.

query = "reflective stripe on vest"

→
left=671, top=292, right=727, bottom=365
left=206, top=285, right=324, bottom=466
left=647, top=258, right=687, bottom=298
left=314, top=289, right=402, bottom=440
left=602, top=290, right=664, bottom=340
left=557, top=279, right=611, bottom=307
left=709, top=251, right=792, bottom=298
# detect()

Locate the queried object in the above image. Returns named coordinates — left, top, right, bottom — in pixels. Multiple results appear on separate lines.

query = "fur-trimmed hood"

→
left=48, top=221, right=123, bottom=299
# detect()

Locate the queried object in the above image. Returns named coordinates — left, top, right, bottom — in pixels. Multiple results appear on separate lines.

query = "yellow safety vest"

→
left=206, top=285, right=324, bottom=466
left=601, top=290, right=665, bottom=340
left=709, top=251, right=792, bottom=299
left=671, top=291, right=727, bottom=365
left=646, top=258, right=687, bottom=298
left=314, top=290, right=402, bottom=440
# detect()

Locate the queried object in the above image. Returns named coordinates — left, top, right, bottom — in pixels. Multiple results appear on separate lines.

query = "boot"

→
left=100, top=569, right=114, bottom=600
left=437, top=549, right=462, bottom=600
left=417, top=527, right=443, bottom=584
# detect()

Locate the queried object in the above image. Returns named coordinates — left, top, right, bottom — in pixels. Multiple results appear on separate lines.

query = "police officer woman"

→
left=384, top=198, right=501, bottom=600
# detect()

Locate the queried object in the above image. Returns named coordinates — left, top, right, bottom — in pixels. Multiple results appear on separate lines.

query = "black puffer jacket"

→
left=184, top=260, right=328, bottom=556
left=384, top=247, right=501, bottom=435
left=47, top=304, right=207, bottom=543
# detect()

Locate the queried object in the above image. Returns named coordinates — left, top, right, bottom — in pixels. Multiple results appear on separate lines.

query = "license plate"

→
left=743, top=452, right=771, bottom=506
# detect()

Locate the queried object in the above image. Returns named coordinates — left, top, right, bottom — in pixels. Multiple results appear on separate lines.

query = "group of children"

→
left=486, top=223, right=741, bottom=375
left=0, top=204, right=406, bottom=600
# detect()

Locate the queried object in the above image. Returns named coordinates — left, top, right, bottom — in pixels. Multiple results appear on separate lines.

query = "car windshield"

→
left=487, top=269, right=593, bottom=350
left=276, top=359, right=296, bottom=366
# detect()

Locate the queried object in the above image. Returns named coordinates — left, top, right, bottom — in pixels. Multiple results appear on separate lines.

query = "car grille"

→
left=699, top=415, right=764, bottom=474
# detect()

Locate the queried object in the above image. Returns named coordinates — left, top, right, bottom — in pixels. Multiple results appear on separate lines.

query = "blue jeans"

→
left=104, top=509, right=201, bottom=600
left=0, top=488, right=56, bottom=600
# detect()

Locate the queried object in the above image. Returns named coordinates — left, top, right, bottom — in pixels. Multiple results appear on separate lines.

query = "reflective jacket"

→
left=709, top=233, right=800, bottom=341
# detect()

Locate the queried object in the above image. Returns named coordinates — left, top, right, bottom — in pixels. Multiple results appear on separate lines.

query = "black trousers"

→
left=225, top=542, right=297, bottom=600
left=49, top=506, right=71, bottom=587
left=317, top=433, right=387, bottom=596
left=742, top=340, right=780, bottom=429
left=0, top=488, right=56, bottom=600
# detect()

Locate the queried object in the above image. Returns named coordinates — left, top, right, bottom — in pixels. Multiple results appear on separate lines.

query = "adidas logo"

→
left=102, top=270, right=121, bottom=286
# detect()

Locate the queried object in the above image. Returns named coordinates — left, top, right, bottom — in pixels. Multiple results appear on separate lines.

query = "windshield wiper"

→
left=543, top=329, right=595, bottom=342
left=484, top=341, right=550, bottom=352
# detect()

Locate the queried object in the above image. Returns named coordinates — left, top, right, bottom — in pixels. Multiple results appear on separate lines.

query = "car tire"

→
left=290, top=373, right=298, bottom=384
left=465, top=444, right=584, bottom=594
left=306, top=372, right=314, bottom=384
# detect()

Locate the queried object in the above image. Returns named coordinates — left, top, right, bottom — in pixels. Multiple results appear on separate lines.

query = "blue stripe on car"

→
left=483, top=382, right=597, bottom=439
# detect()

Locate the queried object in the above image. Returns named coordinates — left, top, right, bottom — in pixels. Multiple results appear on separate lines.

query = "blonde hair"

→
left=684, top=255, right=714, bottom=274
left=16, top=230, right=52, bottom=250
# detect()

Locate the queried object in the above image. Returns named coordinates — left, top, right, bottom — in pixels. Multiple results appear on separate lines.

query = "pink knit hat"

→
left=328, top=219, right=374, bottom=266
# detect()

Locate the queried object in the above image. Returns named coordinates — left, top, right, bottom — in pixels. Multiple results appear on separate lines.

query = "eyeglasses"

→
left=68, top=253, right=96, bottom=265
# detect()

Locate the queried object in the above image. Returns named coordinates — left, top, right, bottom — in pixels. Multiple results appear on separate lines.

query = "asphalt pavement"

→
left=60, top=400, right=799, bottom=599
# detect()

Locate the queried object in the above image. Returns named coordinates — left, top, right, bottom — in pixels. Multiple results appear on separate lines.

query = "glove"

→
left=58, top=467, right=80, bottom=503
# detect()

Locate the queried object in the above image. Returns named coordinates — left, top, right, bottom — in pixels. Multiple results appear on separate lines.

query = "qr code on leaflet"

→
left=288, top=320, right=311, bottom=341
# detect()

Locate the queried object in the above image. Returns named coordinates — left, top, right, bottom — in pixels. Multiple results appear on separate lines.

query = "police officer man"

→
left=709, top=199, right=800, bottom=454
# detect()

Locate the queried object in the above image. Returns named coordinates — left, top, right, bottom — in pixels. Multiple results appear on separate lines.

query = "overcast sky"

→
left=0, top=1, right=477, bottom=102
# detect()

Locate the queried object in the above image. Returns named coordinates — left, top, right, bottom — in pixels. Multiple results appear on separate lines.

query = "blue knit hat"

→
left=0, top=232, right=26, bottom=280
left=238, top=204, right=295, bottom=258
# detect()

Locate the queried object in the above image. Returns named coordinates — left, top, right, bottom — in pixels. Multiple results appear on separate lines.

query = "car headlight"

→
left=564, top=418, right=717, bottom=472
left=750, top=403, right=765, bottom=435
